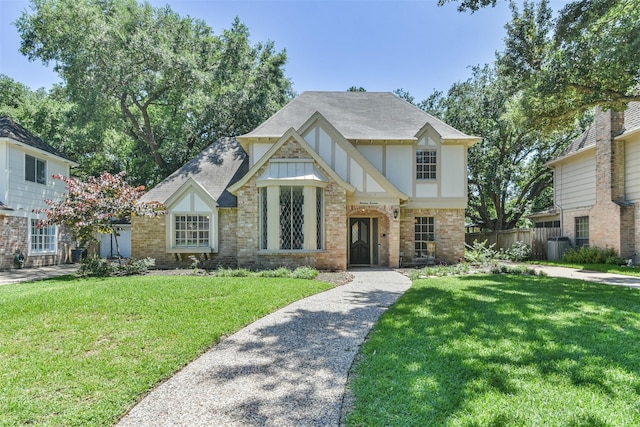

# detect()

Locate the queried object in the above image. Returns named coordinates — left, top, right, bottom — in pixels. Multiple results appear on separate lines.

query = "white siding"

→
left=366, top=175, right=385, bottom=192
left=626, top=138, right=640, bottom=202
left=334, top=144, right=348, bottom=181
left=385, top=146, right=413, bottom=195
left=556, top=153, right=596, bottom=209
left=6, top=144, right=69, bottom=213
left=441, top=146, right=465, bottom=197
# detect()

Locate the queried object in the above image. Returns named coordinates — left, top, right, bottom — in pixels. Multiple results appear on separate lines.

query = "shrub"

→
left=291, top=266, right=319, bottom=280
left=563, top=246, right=625, bottom=265
left=465, top=240, right=497, bottom=264
left=490, top=264, right=538, bottom=275
left=504, top=241, right=531, bottom=261
left=258, top=267, right=292, bottom=278
left=79, top=256, right=116, bottom=277
left=214, top=267, right=252, bottom=277
left=78, top=256, right=154, bottom=277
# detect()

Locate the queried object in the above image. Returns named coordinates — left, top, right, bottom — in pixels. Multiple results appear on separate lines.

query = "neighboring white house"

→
left=0, top=117, right=78, bottom=270
left=133, top=92, right=480, bottom=270
left=545, top=103, right=640, bottom=261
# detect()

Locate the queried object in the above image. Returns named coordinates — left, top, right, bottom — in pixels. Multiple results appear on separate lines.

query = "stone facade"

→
left=236, top=137, right=348, bottom=271
left=131, top=208, right=238, bottom=269
left=0, top=215, right=74, bottom=270
left=399, top=208, right=465, bottom=264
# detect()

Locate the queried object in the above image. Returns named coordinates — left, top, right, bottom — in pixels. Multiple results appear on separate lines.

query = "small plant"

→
left=258, top=267, right=292, bottom=278
left=563, top=246, right=625, bottom=265
left=503, top=241, right=531, bottom=261
left=188, top=255, right=201, bottom=274
left=79, top=256, right=155, bottom=277
left=292, top=266, right=319, bottom=280
left=411, top=262, right=471, bottom=279
left=79, top=256, right=116, bottom=277
left=214, top=267, right=252, bottom=277
left=464, top=240, right=498, bottom=264
left=490, top=264, right=538, bottom=275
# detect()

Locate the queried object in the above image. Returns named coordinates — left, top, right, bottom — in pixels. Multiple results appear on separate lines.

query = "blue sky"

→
left=0, top=0, right=569, bottom=101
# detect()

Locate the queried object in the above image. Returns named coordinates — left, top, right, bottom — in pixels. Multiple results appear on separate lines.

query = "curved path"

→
left=117, top=269, right=412, bottom=427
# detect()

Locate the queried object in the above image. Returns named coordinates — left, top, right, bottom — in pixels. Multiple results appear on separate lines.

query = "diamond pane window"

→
left=280, top=186, right=304, bottom=250
left=261, top=188, right=268, bottom=250
left=316, top=187, right=323, bottom=249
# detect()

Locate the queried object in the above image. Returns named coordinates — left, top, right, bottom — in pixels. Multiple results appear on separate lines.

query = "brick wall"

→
left=131, top=209, right=238, bottom=269
left=588, top=107, right=634, bottom=256
left=236, top=137, right=348, bottom=271
left=0, top=215, right=74, bottom=270
left=399, top=208, right=465, bottom=264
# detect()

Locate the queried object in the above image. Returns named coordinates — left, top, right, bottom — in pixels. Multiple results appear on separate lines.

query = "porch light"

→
left=393, top=208, right=399, bottom=219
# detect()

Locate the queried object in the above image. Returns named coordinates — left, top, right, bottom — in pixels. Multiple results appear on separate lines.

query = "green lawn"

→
left=0, top=275, right=332, bottom=426
left=345, top=274, right=640, bottom=426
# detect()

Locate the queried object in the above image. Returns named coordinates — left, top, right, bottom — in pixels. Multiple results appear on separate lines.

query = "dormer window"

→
left=25, top=154, right=47, bottom=184
left=416, top=149, right=437, bottom=180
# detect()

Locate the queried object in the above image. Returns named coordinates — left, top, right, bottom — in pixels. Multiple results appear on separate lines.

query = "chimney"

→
left=595, top=107, right=625, bottom=203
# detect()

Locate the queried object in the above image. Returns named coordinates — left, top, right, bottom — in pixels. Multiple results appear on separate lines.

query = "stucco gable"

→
left=228, top=128, right=355, bottom=194
left=297, top=112, right=410, bottom=201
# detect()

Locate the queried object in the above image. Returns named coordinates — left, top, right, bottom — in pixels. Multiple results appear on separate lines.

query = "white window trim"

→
left=259, top=184, right=325, bottom=252
left=25, top=154, right=47, bottom=185
left=166, top=211, right=218, bottom=253
left=416, top=148, right=438, bottom=181
left=29, top=219, right=57, bottom=256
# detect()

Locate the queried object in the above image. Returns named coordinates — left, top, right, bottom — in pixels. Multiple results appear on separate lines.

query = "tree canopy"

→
left=442, top=0, right=640, bottom=129
left=35, top=172, right=164, bottom=258
left=16, top=0, right=293, bottom=185
left=418, top=66, right=583, bottom=231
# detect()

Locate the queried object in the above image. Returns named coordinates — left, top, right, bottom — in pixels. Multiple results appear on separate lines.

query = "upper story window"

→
left=25, top=154, right=47, bottom=184
left=416, top=149, right=436, bottom=180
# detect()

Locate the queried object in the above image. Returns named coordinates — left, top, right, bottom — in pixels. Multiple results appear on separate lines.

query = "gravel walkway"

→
left=116, top=269, right=412, bottom=427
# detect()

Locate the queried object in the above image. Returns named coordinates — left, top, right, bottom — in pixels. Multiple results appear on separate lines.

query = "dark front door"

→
left=350, top=218, right=370, bottom=265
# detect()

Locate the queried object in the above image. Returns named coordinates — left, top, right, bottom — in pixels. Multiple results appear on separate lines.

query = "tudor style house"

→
left=133, top=92, right=480, bottom=270
left=0, top=117, right=78, bottom=270
left=545, top=103, right=640, bottom=262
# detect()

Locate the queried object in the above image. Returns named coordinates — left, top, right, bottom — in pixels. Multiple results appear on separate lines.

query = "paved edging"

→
left=530, top=265, right=640, bottom=288
left=117, top=269, right=412, bottom=427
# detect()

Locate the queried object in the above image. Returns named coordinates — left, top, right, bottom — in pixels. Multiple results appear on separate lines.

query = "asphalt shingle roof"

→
left=141, top=138, right=248, bottom=207
left=241, top=91, right=478, bottom=141
left=0, top=116, right=71, bottom=161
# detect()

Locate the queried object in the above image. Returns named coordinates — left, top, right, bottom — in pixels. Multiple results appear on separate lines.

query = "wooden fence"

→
left=465, top=227, right=562, bottom=260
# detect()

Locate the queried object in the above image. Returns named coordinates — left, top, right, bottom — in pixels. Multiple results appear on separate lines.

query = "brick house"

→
left=133, top=92, right=480, bottom=270
left=0, top=117, right=78, bottom=270
left=545, top=103, right=640, bottom=262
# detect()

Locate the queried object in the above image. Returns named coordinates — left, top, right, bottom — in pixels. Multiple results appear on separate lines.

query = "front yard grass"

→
left=0, top=275, right=332, bottom=426
left=345, top=274, right=640, bottom=426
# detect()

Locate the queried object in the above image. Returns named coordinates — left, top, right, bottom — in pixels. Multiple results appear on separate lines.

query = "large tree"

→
left=16, top=0, right=293, bottom=185
left=440, top=0, right=640, bottom=128
left=418, top=66, right=584, bottom=231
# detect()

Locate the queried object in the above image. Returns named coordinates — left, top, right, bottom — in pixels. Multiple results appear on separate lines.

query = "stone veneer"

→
left=0, top=215, right=74, bottom=270
left=399, top=208, right=465, bottom=264
left=131, top=208, right=238, bottom=269
left=236, top=137, right=348, bottom=271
